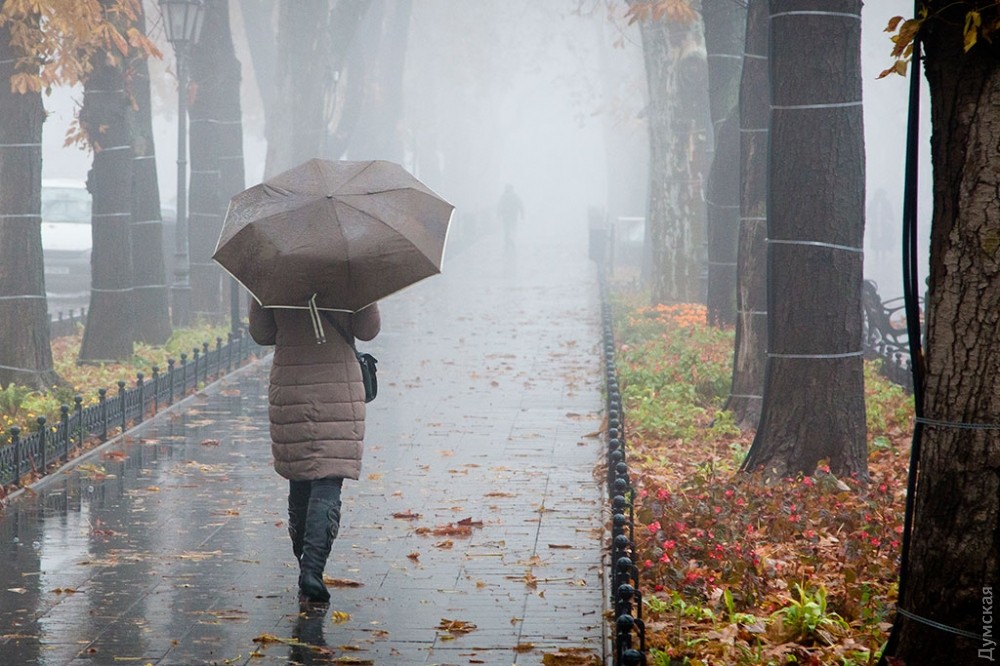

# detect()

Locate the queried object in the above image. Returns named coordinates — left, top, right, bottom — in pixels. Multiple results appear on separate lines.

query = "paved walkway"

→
left=0, top=220, right=607, bottom=665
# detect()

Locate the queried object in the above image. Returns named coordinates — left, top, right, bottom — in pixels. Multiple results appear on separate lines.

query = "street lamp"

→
left=159, top=0, right=205, bottom=327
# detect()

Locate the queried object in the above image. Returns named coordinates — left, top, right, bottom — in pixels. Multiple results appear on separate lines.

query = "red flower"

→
left=647, top=520, right=661, bottom=534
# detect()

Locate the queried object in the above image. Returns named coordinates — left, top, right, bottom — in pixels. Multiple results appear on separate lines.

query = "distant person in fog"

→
left=497, top=183, right=524, bottom=251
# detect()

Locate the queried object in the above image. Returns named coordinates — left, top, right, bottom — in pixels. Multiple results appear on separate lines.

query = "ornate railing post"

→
left=202, top=342, right=210, bottom=383
left=151, top=366, right=160, bottom=414
left=99, top=388, right=108, bottom=441
left=37, top=416, right=48, bottom=476
left=118, top=380, right=127, bottom=435
left=136, top=372, right=145, bottom=421
left=60, top=404, right=70, bottom=463
left=11, top=426, right=21, bottom=486
left=179, top=353, right=188, bottom=396
left=167, top=358, right=176, bottom=405
left=74, top=395, right=83, bottom=453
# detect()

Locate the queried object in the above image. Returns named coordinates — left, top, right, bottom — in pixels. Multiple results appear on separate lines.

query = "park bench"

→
left=861, top=279, right=914, bottom=358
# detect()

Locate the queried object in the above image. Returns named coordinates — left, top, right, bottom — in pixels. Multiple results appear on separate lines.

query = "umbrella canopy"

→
left=213, top=159, right=453, bottom=312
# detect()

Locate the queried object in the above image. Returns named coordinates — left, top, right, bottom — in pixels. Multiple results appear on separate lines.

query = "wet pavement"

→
left=0, top=221, right=608, bottom=665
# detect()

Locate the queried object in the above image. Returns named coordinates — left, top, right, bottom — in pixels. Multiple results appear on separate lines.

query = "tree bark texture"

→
left=0, top=16, right=59, bottom=390
left=741, top=0, right=867, bottom=479
left=668, top=19, right=711, bottom=304
left=727, top=0, right=768, bottom=429
left=888, top=3, right=1000, bottom=662
left=637, top=14, right=675, bottom=295
left=264, top=0, right=370, bottom=177
left=80, top=1, right=136, bottom=363
left=189, top=0, right=242, bottom=320
left=639, top=13, right=708, bottom=304
left=127, top=3, right=171, bottom=345
left=703, top=0, right=746, bottom=327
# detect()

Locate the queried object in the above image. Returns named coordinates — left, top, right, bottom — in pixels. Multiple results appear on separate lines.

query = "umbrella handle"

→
left=308, top=294, right=327, bottom=344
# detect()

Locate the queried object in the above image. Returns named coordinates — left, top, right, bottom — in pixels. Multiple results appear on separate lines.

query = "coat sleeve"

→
left=351, top=303, right=381, bottom=342
left=248, top=300, right=277, bottom=346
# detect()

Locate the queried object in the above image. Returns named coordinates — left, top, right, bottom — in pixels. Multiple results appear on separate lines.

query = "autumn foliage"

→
left=0, top=0, right=160, bottom=94
left=612, top=294, right=912, bottom=664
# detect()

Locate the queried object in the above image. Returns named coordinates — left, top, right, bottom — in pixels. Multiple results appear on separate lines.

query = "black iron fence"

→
left=49, top=308, right=88, bottom=339
left=600, top=277, right=646, bottom=666
left=0, top=330, right=261, bottom=489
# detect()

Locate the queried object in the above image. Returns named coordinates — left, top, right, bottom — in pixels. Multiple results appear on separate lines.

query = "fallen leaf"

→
left=391, top=510, right=421, bottom=520
left=323, top=576, right=363, bottom=588
left=437, top=618, right=477, bottom=634
left=200, top=439, right=220, bottom=446
left=407, top=551, right=420, bottom=560
left=513, top=642, right=536, bottom=652
left=331, top=610, right=350, bottom=623
left=433, top=540, right=454, bottom=549
left=548, top=544, right=573, bottom=549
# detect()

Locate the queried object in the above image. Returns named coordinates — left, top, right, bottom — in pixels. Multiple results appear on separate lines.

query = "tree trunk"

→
left=635, top=13, right=680, bottom=302
left=346, top=0, right=412, bottom=163
left=237, top=0, right=277, bottom=138
left=189, top=0, right=242, bottom=320
left=264, top=0, right=371, bottom=178
left=727, top=0, right=768, bottom=429
left=887, top=3, right=1000, bottom=662
left=740, top=0, right=867, bottom=479
left=702, top=0, right=745, bottom=327
left=128, top=3, right=171, bottom=345
left=671, top=21, right=711, bottom=304
left=79, top=0, right=135, bottom=362
left=0, top=14, right=59, bottom=390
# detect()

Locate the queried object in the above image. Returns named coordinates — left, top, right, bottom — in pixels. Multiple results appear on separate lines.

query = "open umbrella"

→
left=213, top=159, right=453, bottom=313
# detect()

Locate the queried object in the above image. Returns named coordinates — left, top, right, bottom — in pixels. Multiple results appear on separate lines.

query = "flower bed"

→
left=612, top=295, right=912, bottom=665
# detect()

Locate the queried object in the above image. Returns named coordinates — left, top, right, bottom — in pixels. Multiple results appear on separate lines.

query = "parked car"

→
left=40, top=179, right=92, bottom=301
left=40, top=179, right=179, bottom=310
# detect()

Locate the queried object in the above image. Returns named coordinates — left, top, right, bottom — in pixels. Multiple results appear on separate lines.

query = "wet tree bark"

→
left=886, top=3, right=1000, bottom=662
left=702, top=0, right=746, bottom=327
left=127, top=3, right=171, bottom=345
left=79, top=0, right=135, bottom=362
left=741, top=0, right=867, bottom=479
left=189, top=0, right=243, bottom=320
left=727, top=0, right=768, bottom=430
left=0, top=15, right=59, bottom=390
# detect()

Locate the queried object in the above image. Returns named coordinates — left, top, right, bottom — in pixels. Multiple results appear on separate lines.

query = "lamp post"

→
left=159, top=0, right=205, bottom=327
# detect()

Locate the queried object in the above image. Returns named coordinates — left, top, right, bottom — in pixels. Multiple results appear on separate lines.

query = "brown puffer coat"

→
left=248, top=301, right=381, bottom=481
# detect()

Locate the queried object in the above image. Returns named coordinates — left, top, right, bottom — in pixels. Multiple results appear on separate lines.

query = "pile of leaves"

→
left=0, top=323, right=232, bottom=442
left=612, top=294, right=912, bottom=665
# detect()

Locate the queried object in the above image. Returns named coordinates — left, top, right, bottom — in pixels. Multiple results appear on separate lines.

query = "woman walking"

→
left=249, top=301, right=381, bottom=603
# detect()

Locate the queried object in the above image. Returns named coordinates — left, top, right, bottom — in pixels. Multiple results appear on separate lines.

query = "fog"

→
left=38, top=0, right=925, bottom=302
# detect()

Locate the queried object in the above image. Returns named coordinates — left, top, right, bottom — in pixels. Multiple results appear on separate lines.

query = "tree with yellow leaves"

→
left=0, top=0, right=160, bottom=382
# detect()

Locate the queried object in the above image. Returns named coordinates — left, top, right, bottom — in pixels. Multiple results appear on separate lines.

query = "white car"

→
left=40, top=179, right=92, bottom=299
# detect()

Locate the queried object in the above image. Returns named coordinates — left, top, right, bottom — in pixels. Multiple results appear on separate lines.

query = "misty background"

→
left=38, top=0, right=926, bottom=300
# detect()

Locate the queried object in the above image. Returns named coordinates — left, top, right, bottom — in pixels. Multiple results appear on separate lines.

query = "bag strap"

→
left=321, top=311, right=358, bottom=352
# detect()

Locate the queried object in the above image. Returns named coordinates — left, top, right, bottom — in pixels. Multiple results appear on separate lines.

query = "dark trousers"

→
left=289, top=476, right=344, bottom=510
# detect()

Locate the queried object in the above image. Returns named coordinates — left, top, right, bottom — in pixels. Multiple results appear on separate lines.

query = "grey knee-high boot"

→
left=298, top=496, right=341, bottom=603
left=287, top=498, right=308, bottom=562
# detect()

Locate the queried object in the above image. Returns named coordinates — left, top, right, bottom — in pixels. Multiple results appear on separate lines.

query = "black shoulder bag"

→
left=323, top=313, right=378, bottom=403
